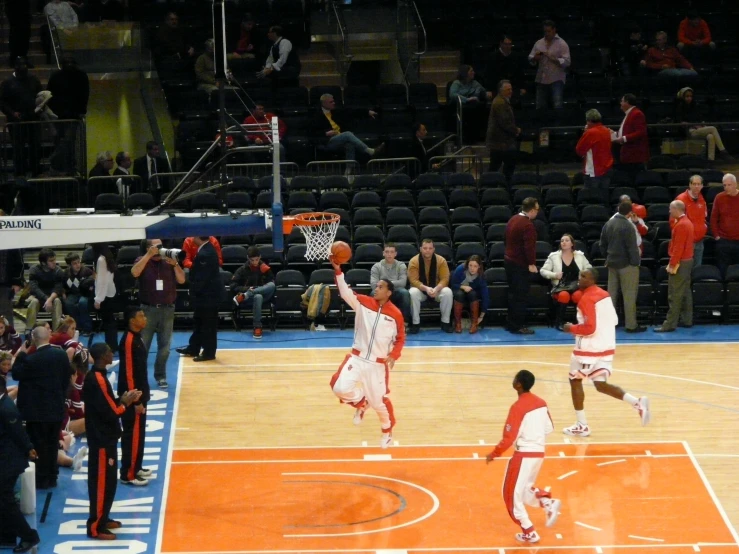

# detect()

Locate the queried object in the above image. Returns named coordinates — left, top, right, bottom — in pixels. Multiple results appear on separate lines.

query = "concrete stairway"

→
left=420, top=49, right=460, bottom=103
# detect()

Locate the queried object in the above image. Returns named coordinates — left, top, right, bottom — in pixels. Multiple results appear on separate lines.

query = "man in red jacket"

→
left=674, top=175, right=707, bottom=266
left=504, top=197, right=539, bottom=335
left=641, top=31, right=698, bottom=79
left=612, top=94, right=649, bottom=184
left=710, top=173, right=739, bottom=276
left=575, top=108, right=613, bottom=205
left=655, top=201, right=694, bottom=332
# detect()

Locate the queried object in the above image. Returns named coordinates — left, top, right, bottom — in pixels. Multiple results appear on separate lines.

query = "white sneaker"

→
left=545, top=498, right=561, bottom=527
left=105, top=360, right=119, bottom=370
left=353, top=403, right=367, bottom=426
left=380, top=432, right=392, bottom=449
left=515, top=530, right=540, bottom=543
left=563, top=422, right=591, bottom=437
left=121, top=477, right=149, bottom=486
left=137, top=468, right=153, bottom=478
left=636, top=397, right=650, bottom=426
left=72, top=446, right=88, bottom=472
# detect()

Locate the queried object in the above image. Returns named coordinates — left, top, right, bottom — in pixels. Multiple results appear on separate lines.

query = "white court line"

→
left=645, top=450, right=652, bottom=456
left=694, top=545, right=701, bottom=552
left=364, top=454, right=391, bottom=461
left=558, top=451, right=565, bottom=457
left=628, top=535, right=665, bottom=542
left=596, top=459, right=627, bottom=467
left=575, top=521, right=602, bottom=531
left=558, top=470, right=578, bottom=480
left=595, top=548, right=604, bottom=554
left=555, top=533, right=562, bottom=539
left=472, top=453, right=479, bottom=459
left=154, top=356, right=184, bottom=554
left=684, top=441, right=739, bottom=544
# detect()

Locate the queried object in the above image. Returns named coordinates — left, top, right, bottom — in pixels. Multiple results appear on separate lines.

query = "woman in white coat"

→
left=91, top=243, right=118, bottom=351
left=540, top=234, right=592, bottom=330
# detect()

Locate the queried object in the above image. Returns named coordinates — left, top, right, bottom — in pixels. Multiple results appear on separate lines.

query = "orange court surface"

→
left=161, top=343, right=739, bottom=553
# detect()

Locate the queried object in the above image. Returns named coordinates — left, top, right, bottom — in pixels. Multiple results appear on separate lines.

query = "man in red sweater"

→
left=677, top=13, right=715, bottom=64
left=182, top=236, right=223, bottom=269
left=504, top=197, right=539, bottom=335
left=673, top=175, right=707, bottom=266
left=575, top=108, right=613, bottom=205
left=655, top=201, right=694, bottom=332
left=711, top=173, right=739, bottom=276
left=641, top=31, right=698, bottom=79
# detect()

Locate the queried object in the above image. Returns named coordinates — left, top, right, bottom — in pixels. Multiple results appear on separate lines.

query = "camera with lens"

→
left=159, top=248, right=186, bottom=263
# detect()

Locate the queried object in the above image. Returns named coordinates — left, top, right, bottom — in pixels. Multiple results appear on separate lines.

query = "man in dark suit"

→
left=0, top=376, right=40, bottom=553
left=177, top=237, right=221, bottom=362
left=12, top=325, right=71, bottom=488
left=89, top=151, right=114, bottom=178
left=613, top=93, right=649, bottom=184
left=313, top=94, right=384, bottom=161
left=133, top=141, right=171, bottom=202
left=113, top=151, right=137, bottom=196
left=486, top=80, right=521, bottom=180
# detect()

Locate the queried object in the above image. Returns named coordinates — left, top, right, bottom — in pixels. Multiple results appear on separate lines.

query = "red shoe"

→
left=253, top=327, right=263, bottom=339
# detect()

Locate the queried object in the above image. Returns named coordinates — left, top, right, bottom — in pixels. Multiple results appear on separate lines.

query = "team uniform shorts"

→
left=569, top=354, right=613, bottom=382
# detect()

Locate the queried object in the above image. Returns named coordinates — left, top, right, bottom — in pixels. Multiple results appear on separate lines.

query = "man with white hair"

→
left=654, top=200, right=694, bottom=332
left=710, top=173, right=739, bottom=276
left=313, top=94, right=385, bottom=161
left=89, top=151, right=114, bottom=178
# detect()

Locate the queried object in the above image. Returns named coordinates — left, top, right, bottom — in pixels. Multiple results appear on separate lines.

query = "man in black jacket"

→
left=178, top=237, right=222, bottom=361
left=84, top=343, right=141, bottom=541
left=231, top=246, right=275, bottom=339
left=12, top=325, right=71, bottom=488
left=0, top=376, right=40, bottom=553
left=313, top=94, right=384, bottom=161
left=118, top=307, right=151, bottom=486
left=26, top=247, right=64, bottom=330
left=0, top=57, right=42, bottom=176
left=133, top=141, right=171, bottom=202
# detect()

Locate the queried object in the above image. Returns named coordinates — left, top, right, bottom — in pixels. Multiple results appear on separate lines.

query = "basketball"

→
left=330, top=241, right=352, bottom=264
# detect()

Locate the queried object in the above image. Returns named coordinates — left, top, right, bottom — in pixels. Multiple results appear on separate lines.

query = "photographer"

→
left=131, top=239, right=185, bottom=389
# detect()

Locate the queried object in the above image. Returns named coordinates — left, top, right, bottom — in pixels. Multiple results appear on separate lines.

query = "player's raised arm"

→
left=331, top=256, right=360, bottom=311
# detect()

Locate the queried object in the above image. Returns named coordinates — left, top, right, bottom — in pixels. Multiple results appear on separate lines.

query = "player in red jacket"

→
left=486, top=370, right=561, bottom=544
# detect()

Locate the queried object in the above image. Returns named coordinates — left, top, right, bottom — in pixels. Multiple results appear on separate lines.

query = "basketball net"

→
left=289, top=212, right=341, bottom=261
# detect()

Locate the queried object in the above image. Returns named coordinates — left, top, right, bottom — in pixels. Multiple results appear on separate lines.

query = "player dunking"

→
left=562, top=268, right=650, bottom=436
left=486, top=370, right=561, bottom=544
left=329, top=256, right=405, bottom=448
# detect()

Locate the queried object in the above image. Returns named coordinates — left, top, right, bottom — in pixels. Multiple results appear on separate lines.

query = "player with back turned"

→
left=328, top=244, right=405, bottom=448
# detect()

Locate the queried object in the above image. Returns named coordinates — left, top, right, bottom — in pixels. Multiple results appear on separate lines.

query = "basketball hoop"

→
left=283, top=212, right=340, bottom=260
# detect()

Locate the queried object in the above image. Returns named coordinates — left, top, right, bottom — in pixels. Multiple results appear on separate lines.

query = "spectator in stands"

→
left=47, top=57, right=89, bottom=120
left=113, top=151, right=133, bottom=196
left=641, top=32, right=698, bottom=80
left=0, top=350, right=19, bottom=399
left=677, top=12, right=715, bottom=64
left=486, top=80, right=520, bottom=180
left=231, top=246, right=275, bottom=340
left=449, top=64, right=491, bottom=142
left=133, top=141, right=171, bottom=202
left=0, top=318, right=22, bottom=354
left=0, top=57, right=42, bottom=177
left=182, top=236, right=223, bottom=268
left=314, top=93, right=385, bottom=161
left=655, top=200, right=694, bottom=332
left=92, top=243, right=118, bottom=352
left=258, top=25, right=301, bottom=93
left=85, top=0, right=124, bottom=22
left=601, top=200, right=645, bottom=333
left=575, top=109, right=613, bottom=205
left=89, top=151, right=114, bottom=178
left=411, top=123, right=440, bottom=175
left=504, top=197, right=539, bottom=335
left=617, top=25, right=649, bottom=77
left=27, top=248, right=64, bottom=331
left=155, top=12, right=195, bottom=60
left=675, top=87, right=733, bottom=162
left=407, top=239, right=453, bottom=334
left=195, top=39, right=218, bottom=96
left=64, top=348, right=87, bottom=436
left=710, top=173, right=739, bottom=276
left=540, top=234, right=592, bottom=331
left=131, top=239, right=184, bottom=389
left=4, top=0, right=31, bottom=68
left=674, top=175, right=708, bottom=266
left=451, top=255, right=488, bottom=334
left=13, top=324, right=72, bottom=489
left=485, top=35, right=527, bottom=97
left=618, top=194, right=648, bottom=256
left=62, top=252, right=94, bottom=336
left=528, top=20, right=570, bottom=110
left=0, top=248, right=24, bottom=327
left=613, top=94, right=649, bottom=183
left=370, top=243, right=411, bottom=324
left=244, top=103, right=287, bottom=160
left=231, top=14, right=260, bottom=58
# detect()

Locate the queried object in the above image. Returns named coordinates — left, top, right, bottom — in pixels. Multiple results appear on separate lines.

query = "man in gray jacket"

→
left=370, top=243, right=410, bottom=323
left=600, top=200, right=646, bottom=333
left=486, top=79, right=521, bottom=180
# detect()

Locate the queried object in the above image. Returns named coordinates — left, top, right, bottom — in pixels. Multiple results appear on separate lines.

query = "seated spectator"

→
left=677, top=12, right=716, bottom=64
left=231, top=246, right=275, bottom=339
left=195, top=39, right=218, bottom=96
left=540, top=234, right=592, bottom=331
left=50, top=315, right=85, bottom=361
left=675, top=87, right=734, bottom=162
left=65, top=348, right=88, bottom=437
left=231, top=14, right=261, bottom=58
left=89, top=151, right=114, bottom=177
left=641, top=32, right=698, bottom=80
left=155, top=12, right=195, bottom=60
left=370, top=243, right=411, bottom=324
left=113, top=151, right=134, bottom=195
left=485, top=35, right=527, bottom=97
left=407, top=239, right=453, bottom=334
left=84, top=0, right=124, bottom=22
left=449, top=64, right=491, bottom=142
left=257, top=25, right=301, bottom=92
left=62, top=252, right=94, bottom=335
left=0, top=351, right=18, bottom=399
left=182, top=236, right=223, bottom=268
left=528, top=20, right=570, bottom=110
left=243, top=103, right=287, bottom=160
left=0, top=317, right=22, bottom=354
left=313, top=94, right=385, bottom=162
left=450, top=255, right=489, bottom=334
left=411, top=122, right=439, bottom=176
left=617, top=25, right=649, bottom=77
left=133, top=141, right=171, bottom=201
left=0, top=247, right=24, bottom=328
left=26, top=248, right=64, bottom=330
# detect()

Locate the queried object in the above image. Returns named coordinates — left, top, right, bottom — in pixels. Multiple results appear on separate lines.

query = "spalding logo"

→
left=0, top=219, right=42, bottom=230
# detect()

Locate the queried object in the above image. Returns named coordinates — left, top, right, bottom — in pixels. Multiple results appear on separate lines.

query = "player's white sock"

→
left=623, top=393, right=639, bottom=407
left=575, top=410, right=587, bottom=425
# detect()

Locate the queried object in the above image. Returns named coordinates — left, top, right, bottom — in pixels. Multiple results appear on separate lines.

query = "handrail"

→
left=45, top=14, right=62, bottom=69
left=456, top=95, right=464, bottom=147
left=331, top=1, right=352, bottom=62
left=427, top=134, right=458, bottom=156
left=410, top=1, right=426, bottom=57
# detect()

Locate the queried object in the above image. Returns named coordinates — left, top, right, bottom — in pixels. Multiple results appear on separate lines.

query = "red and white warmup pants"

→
left=502, top=451, right=551, bottom=532
left=330, top=353, right=395, bottom=432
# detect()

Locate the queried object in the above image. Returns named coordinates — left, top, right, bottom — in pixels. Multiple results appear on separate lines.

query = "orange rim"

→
left=282, top=212, right=340, bottom=234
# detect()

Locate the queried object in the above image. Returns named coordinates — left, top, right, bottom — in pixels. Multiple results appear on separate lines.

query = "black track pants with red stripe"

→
left=87, top=445, right=118, bottom=537
left=120, top=407, right=146, bottom=481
